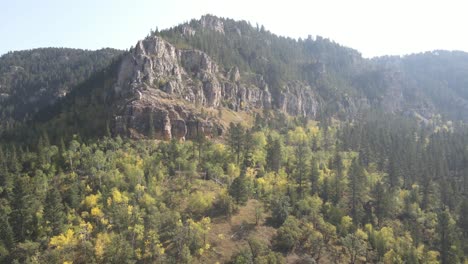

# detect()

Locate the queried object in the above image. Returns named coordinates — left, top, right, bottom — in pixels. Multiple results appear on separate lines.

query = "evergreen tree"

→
left=332, top=152, right=344, bottom=204
left=271, top=196, right=290, bottom=226
left=0, top=147, right=12, bottom=196
left=194, top=129, right=206, bottom=164
left=387, top=153, right=401, bottom=189
left=266, top=136, right=282, bottom=173
left=227, top=123, right=245, bottom=165
left=44, top=186, right=66, bottom=236
left=229, top=174, right=250, bottom=205
left=437, top=209, right=459, bottom=264
left=10, top=176, right=35, bottom=242
left=0, top=200, right=14, bottom=252
left=294, top=140, right=310, bottom=198
left=8, top=147, right=22, bottom=174
left=310, top=159, right=320, bottom=195
left=321, top=177, right=331, bottom=203
left=372, top=182, right=389, bottom=227
left=242, top=130, right=254, bottom=169
left=358, top=142, right=370, bottom=167
left=348, top=158, right=366, bottom=224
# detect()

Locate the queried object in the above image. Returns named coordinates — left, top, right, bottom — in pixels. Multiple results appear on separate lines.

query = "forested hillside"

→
left=1, top=15, right=468, bottom=264
left=0, top=112, right=467, bottom=263
left=0, top=48, right=122, bottom=133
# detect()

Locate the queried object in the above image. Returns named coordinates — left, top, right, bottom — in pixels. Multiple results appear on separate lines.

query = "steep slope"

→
left=0, top=48, right=123, bottom=128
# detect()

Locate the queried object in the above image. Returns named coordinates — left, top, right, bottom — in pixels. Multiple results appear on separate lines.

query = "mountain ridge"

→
left=2, top=15, right=468, bottom=142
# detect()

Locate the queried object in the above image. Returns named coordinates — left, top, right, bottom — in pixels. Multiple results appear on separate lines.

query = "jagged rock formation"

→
left=115, top=35, right=273, bottom=109
left=113, top=35, right=320, bottom=140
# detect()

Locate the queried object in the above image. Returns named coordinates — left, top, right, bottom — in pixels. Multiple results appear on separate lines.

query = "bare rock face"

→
left=200, top=15, right=225, bottom=34
left=277, top=82, right=319, bottom=117
left=113, top=35, right=274, bottom=140
left=113, top=35, right=320, bottom=140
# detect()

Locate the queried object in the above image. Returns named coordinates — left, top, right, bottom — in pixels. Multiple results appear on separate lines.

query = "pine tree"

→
left=294, top=140, right=309, bottom=198
left=437, top=209, right=449, bottom=264
left=332, top=152, right=344, bottom=204
left=358, top=142, right=370, bottom=167
left=229, top=174, right=249, bottom=205
left=0, top=200, right=14, bottom=251
left=227, top=123, right=245, bottom=165
left=194, top=129, right=206, bottom=164
left=266, top=136, right=282, bottom=173
left=372, top=182, right=389, bottom=227
left=8, top=147, right=22, bottom=174
left=387, top=153, right=400, bottom=189
left=310, top=159, right=320, bottom=195
left=11, top=176, right=34, bottom=242
left=311, top=136, right=319, bottom=151
left=348, top=158, right=366, bottom=224
left=321, top=177, right=331, bottom=203
left=0, top=146, right=12, bottom=196
left=242, top=130, right=254, bottom=169
left=271, top=196, right=290, bottom=226
left=44, top=186, right=66, bottom=236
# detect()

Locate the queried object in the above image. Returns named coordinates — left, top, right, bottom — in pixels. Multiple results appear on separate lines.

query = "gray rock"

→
left=112, top=35, right=321, bottom=140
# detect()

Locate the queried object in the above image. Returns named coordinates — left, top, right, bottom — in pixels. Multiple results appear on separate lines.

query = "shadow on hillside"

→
left=230, top=221, right=256, bottom=241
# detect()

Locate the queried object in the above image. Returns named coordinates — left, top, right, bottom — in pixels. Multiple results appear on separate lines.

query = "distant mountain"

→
left=0, top=48, right=123, bottom=130
left=4, top=15, right=468, bottom=143
left=373, top=51, right=468, bottom=121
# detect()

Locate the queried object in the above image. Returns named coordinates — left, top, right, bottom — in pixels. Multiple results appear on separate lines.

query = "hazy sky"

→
left=1, top=0, right=467, bottom=58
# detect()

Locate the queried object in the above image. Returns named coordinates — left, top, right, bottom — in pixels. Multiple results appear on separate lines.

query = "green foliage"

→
left=273, top=216, right=301, bottom=252
left=271, top=196, right=290, bottom=227
left=0, top=48, right=122, bottom=131
left=309, top=159, right=320, bottom=195
left=347, top=158, right=367, bottom=224
left=44, top=186, right=66, bottom=236
left=227, top=122, right=246, bottom=164
left=341, top=232, right=367, bottom=264
left=230, top=237, right=286, bottom=264
left=0, top=105, right=467, bottom=262
left=266, top=135, right=283, bottom=173
left=1, top=16, right=468, bottom=263
left=229, top=174, right=250, bottom=205
left=213, top=191, right=237, bottom=217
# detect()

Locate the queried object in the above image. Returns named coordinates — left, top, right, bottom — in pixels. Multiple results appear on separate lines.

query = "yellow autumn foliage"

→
left=49, top=229, right=76, bottom=249
left=94, top=232, right=111, bottom=259
left=91, top=207, right=103, bottom=217
left=108, top=188, right=129, bottom=205
left=83, top=193, right=101, bottom=208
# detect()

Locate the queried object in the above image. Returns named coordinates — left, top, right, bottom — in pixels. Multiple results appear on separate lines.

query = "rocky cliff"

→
left=113, top=35, right=320, bottom=140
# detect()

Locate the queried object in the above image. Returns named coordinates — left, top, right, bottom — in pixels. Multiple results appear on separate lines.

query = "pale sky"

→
left=1, top=0, right=467, bottom=58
